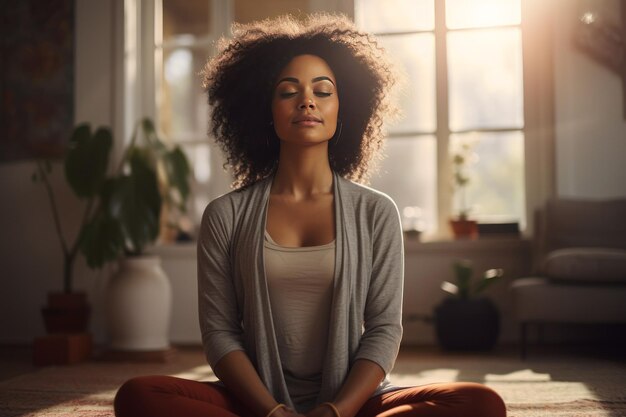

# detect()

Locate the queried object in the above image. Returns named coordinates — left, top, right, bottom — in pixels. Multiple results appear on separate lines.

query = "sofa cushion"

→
left=543, top=198, right=626, bottom=252
left=542, top=248, right=626, bottom=283
left=510, top=277, right=626, bottom=322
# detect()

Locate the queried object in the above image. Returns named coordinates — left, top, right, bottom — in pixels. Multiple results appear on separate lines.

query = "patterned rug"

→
left=0, top=347, right=625, bottom=417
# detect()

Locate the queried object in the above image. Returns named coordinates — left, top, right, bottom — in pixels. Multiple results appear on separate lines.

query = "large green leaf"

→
left=106, top=152, right=161, bottom=254
left=65, top=124, right=112, bottom=198
left=130, top=150, right=161, bottom=221
left=163, top=146, right=192, bottom=210
left=79, top=209, right=125, bottom=268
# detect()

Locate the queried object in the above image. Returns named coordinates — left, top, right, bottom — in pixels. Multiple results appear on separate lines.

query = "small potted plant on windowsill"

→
left=449, top=142, right=478, bottom=239
left=434, top=260, right=504, bottom=351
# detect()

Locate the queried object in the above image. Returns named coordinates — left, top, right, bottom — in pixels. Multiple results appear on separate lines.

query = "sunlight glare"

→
left=580, top=12, right=597, bottom=24
left=172, top=364, right=215, bottom=380
left=441, top=281, right=459, bottom=295
left=446, top=0, right=521, bottom=29
left=356, top=0, right=434, bottom=33
left=486, top=369, right=551, bottom=382
left=165, top=48, right=192, bottom=82
left=390, top=368, right=460, bottom=386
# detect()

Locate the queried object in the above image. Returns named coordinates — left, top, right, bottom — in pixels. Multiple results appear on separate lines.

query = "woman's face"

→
left=271, top=54, right=339, bottom=146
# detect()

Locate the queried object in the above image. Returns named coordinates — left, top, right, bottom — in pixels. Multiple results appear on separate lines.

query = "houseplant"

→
left=434, top=260, right=504, bottom=350
left=449, top=142, right=478, bottom=239
left=32, top=126, right=113, bottom=333
left=97, top=119, right=191, bottom=353
left=33, top=118, right=191, bottom=343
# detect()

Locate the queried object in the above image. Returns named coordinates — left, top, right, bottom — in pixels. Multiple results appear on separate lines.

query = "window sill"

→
left=403, top=235, right=530, bottom=254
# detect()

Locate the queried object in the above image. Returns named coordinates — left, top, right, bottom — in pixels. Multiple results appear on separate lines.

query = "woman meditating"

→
left=114, top=13, right=507, bottom=417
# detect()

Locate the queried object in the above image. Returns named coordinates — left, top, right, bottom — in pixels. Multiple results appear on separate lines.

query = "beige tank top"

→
left=263, top=230, right=335, bottom=406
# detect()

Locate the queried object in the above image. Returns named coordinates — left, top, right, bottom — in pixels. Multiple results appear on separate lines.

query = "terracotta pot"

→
left=41, top=292, right=90, bottom=334
left=449, top=218, right=478, bottom=239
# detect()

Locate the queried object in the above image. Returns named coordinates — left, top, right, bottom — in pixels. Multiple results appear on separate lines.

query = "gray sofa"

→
left=510, top=198, right=626, bottom=359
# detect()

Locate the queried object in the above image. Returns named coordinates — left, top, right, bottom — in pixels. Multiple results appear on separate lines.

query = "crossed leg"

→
left=114, top=375, right=253, bottom=417
left=357, top=383, right=507, bottom=417
left=114, top=376, right=506, bottom=417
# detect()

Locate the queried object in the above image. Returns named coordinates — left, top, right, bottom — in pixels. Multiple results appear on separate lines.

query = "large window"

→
left=153, top=0, right=311, bottom=231
left=147, top=0, right=528, bottom=239
left=356, top=0, right=526, bottom=237
left=155, top=0, right=234, bottom=230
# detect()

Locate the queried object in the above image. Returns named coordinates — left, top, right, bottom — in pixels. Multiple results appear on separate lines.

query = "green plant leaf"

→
left=79, top=210, right=125, bottom=268
left=163, top=146, right=192, bottom=210
left=107, top=151, right=161, bottom=254
left=130, top=150, right=161, bottom=219
left=141, top=117, right=156, bottom=137
left=65, top=124, right=112, bottom=198
left=441, top=281, right=459, bottom=296
left=452, top=260, right=473, bottom=299
left=473, top=268, right=504, bottom=295
left=140, top=118, right=167, bottom=152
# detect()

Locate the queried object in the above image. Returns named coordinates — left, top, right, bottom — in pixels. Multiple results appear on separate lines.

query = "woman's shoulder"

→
left=201, top=178, right=269, bottom=225
left=338, top=175, right=399, bottom=214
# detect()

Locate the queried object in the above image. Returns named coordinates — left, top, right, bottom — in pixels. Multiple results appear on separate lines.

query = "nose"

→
left=298, top=98, right=316, bottom=110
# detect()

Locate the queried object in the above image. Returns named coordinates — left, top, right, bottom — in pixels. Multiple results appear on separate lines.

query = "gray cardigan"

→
left=197, top=170, right=404, bottom=411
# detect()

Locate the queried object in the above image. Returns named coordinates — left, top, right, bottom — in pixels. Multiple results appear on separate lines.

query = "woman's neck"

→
left=271, top=142, right=333, bottom=200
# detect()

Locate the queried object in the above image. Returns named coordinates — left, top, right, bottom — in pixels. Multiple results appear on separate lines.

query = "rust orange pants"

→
left=114, top=375, right=506, bottom=417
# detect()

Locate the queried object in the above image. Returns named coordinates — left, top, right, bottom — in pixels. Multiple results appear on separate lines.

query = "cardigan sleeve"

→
left=197, top=198, right=245, bottom=368
left=354, top=195, right=404, bottom=374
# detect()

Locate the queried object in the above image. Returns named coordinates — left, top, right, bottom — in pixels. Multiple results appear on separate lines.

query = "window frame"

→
left=355, top=0, right=555, bottom=238
left=119, top=0, right=235, bottom=231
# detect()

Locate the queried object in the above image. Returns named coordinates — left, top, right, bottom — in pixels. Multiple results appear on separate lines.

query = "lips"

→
left=293, top=115, right=322, bottom=124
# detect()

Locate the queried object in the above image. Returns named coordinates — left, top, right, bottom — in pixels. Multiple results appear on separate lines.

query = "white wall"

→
left=553, top=0, right=626, bottom=198
left=0, top=0, right=116, bottom=344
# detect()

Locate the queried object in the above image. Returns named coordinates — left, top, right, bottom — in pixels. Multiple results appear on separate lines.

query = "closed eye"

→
left=315, top=92, right=333, bottom=97
left=279, top=92, right=298, bottom=98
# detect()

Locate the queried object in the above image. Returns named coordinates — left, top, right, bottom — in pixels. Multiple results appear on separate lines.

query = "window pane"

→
left=234, top=0, right=309, bottom=24
left=163, top=0, right=210, bottom=41
left=378, top=34, right=436, bottom=133
left=448, top=28, right=523, bottom=131
left=357, top=0, right=434, bottom=33
left=450, top=131, right=525, bottom=227
left=446, top=0, right=520, bottom=29
left=370, top=136, right=437, bottom=234
left=159, top=47, right=209, bottom=141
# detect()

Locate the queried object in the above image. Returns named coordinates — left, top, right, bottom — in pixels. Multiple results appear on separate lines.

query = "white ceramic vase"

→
left=106, top=255, right=172, bottom=351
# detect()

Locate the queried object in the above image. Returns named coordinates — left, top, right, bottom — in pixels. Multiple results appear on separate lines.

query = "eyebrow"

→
left=276, top=76, right=336, bottom=86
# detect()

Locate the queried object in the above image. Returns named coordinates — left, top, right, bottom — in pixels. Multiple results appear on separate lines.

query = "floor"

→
left=1, top=341, right=624, bottom=383
left=0, top=345, right=36, bottom=382
left=1, top=342, right=625, bottom=417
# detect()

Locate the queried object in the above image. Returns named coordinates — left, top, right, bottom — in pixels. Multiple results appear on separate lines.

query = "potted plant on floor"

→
left=434, top=260, right=504, bottom=351
left=32, top=127, right=113, bottom=334
left=449, top=141, right=478, bottom=239
left=94, top=119, right=192, bottom=356
left=33, top=118, right=192, bottom=355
